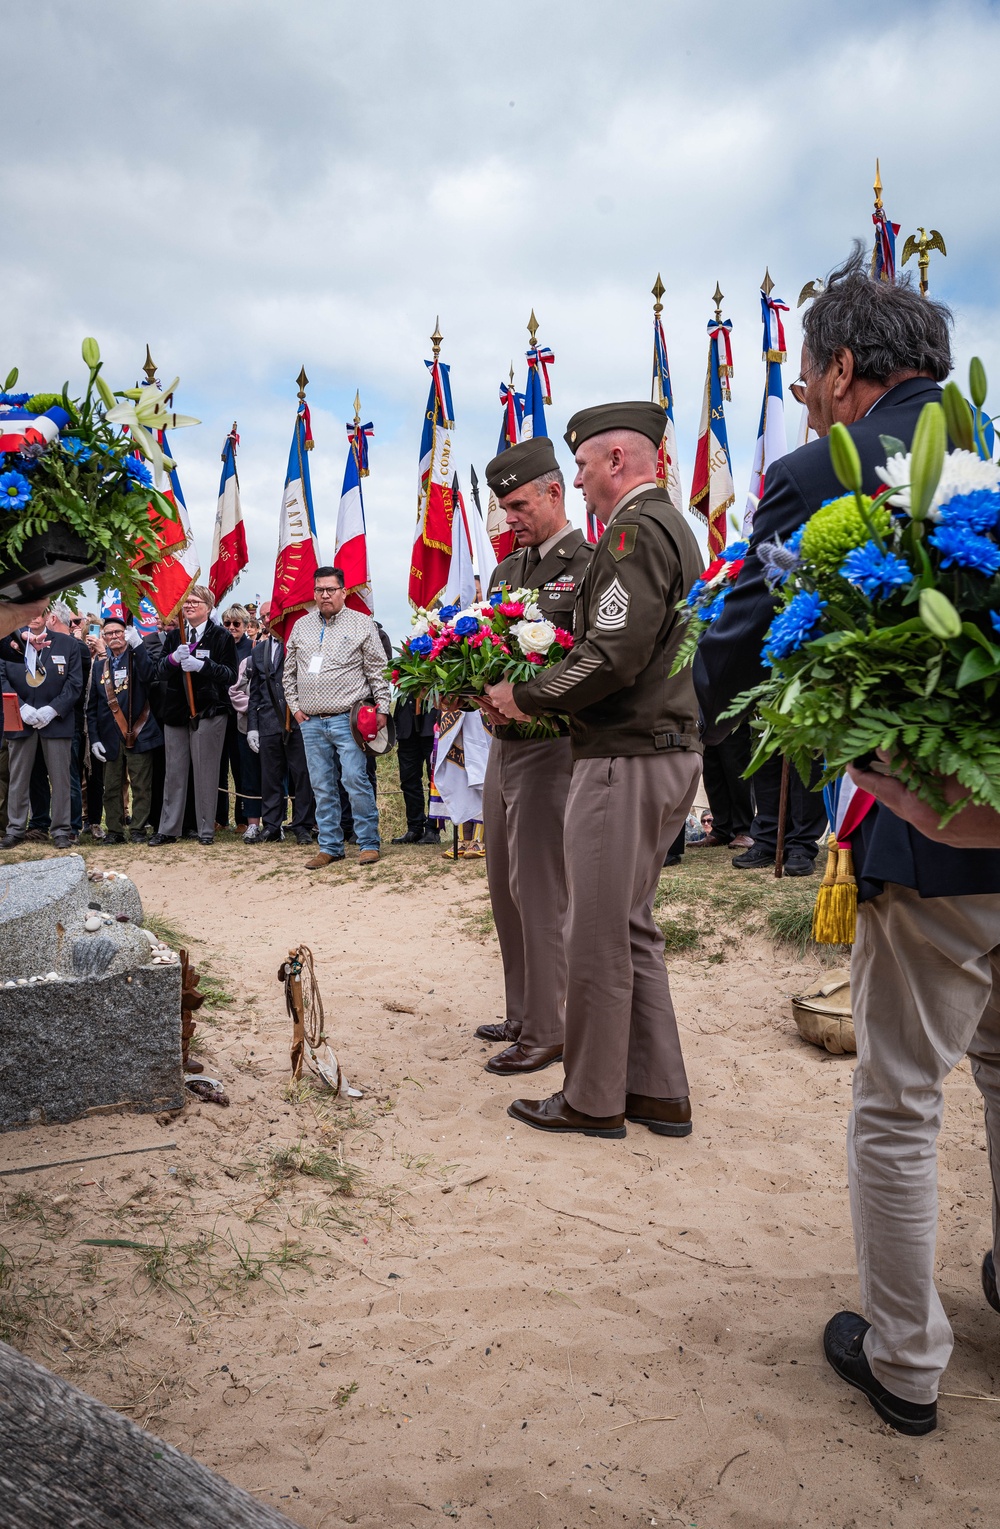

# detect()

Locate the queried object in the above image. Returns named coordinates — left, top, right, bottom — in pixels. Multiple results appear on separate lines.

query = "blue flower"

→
left=408, top=634, right=433, bottom=656
left=685, top=577, right=706, bottom=608
left=437, top=602, right=460, bottom=623
left=454, top=615, right=480, bottom=637
left=0, top=469, right=32, bottom=511
left=61, top=436, right=93, bottom=464
left=937, top=488, right=1000, bottom=535
left=489, top=590, right=504, bottom=606
left=124, top=455, right=151, bottom=486
left=839, top=541, right=912, bottom=599
left=786, top=524, right=806, bottom=555
left=763, top=589, right=826, bottom=662
left=703, top=593, right=729, bottom=623
left=719, top=540, right=749, bottom=563
left=991, top=611, right=1000, bottom=638
left=929, top=523, right=1000, bottom=577
left=0, top=392, right=30, bottom=407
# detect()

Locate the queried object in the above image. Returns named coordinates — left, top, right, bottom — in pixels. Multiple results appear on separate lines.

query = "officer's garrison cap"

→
left=484, top=435, right=559, bottom=498
left=564, top=401, right=665, bottom=451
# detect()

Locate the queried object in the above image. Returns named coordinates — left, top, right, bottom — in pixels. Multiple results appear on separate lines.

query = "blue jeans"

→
left=300, top=713, right=379, bottom=855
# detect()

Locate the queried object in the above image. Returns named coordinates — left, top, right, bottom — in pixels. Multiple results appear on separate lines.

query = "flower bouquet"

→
left=0, top=338, right=196, bottom=606
left=390, top=589, right=575, bottom=736
left=671, top=539, right=748, bottom=672
left=717, top=360, right=1000, bottom=824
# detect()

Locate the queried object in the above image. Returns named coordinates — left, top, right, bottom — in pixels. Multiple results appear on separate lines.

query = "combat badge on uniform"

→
left=608, top=523, right=637, bottom=562
left=596, top=577, right=630, bottom=629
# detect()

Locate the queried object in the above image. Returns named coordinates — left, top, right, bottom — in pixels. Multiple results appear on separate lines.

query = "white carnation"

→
left=410, top=615, right=430, bottom=637
left=516, top=619, right=556, bottom=657
left=875, top=448, right=1000, bottom=518
left=524, top=602, right=543, bottom=621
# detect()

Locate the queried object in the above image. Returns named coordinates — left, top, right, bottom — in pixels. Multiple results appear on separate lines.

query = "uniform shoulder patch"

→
left=608, top=523, right=638, bottom=561
left=596, top=576, right=630, bottom=630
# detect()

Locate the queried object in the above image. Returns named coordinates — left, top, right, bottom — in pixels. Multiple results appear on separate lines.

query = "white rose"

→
left=524, top=602, right=542, bottom=622
left=516, top=620, right=556, bottom=657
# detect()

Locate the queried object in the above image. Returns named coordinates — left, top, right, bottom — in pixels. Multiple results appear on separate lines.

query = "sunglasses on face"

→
left=222, top=620, right=243, bottom=628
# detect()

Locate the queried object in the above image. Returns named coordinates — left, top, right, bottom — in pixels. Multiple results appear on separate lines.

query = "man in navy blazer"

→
left=0, top=609, right=82, bottom=848
left=696, top=248, right=1000, bottom=1436
left=86, top=615, right=163, bottom=843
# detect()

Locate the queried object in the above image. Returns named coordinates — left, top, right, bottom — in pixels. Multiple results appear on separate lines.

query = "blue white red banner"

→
left=744, top=288, right=789, bottom=534
left=336, top=418, right=374, bottom=615
left=270, top=400, right=320, bottom=641
left=408, top=360, right=455, bottom=608
left=689, top=316, right=735, bottom=557
left=208, top=425, right=247, bottom=604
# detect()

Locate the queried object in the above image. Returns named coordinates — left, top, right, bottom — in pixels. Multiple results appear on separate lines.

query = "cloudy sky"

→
left=6, top=0, right=999, bottom=639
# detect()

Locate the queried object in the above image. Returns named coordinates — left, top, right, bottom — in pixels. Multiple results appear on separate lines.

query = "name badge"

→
left=195, top=648, right=210, bottom=659
left=113, top=666, right=127, bottom=684
left=308, top=653, right=323, bottom=675
left=54, top=656, right=66, bottom=668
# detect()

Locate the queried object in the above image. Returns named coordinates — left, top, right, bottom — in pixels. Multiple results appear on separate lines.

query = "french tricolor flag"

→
left=270, top=397, right=320, bottom=641
left=743, top=286, right=789, bottom=535
left=335, top=417, right=374, bottom=616
left=407, top=358, right=455, bottom=608
left=208, top=424, right=248, bottom=604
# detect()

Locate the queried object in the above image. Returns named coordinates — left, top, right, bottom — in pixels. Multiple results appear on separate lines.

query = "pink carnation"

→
left=467, top=631, right=486, bottom=648
left=526, top=652, right=544, bottom=665
left=553, top=628, right=574, bottom=649
left=496, top=601, right=524, bottom=618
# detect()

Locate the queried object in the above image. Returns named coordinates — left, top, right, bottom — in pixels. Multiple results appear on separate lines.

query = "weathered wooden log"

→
left=0, top=1340, right=302, bottom=1528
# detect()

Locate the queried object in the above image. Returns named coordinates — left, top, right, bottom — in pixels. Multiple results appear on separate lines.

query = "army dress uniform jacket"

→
left=512, top=488, right=702, bottom=760
left=489, top=527, right=592, bottom=742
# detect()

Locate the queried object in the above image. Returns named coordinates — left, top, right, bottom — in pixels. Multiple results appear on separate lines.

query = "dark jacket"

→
left=514, top=490, right=703, bottom=760
left=156, top=621, right=238, bottom=727
left=0, top=631, right=83, bottom=740
left=87, top=644, right=164, bottom=760
left=490, top=526, right=592, bottom=742
left=247, top=636, right=296, bottom=737
left=393, top=694, right=438, bottom=741
left=693, top=377, right=1000, bottom=899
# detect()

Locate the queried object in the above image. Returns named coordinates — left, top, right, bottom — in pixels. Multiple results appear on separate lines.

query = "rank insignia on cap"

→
left=570, top=430, right=577, bottom=443
left=608, top=524, right=637, bottom=561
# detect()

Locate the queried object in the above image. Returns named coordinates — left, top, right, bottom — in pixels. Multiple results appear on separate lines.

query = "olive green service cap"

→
left=484, top=435, right=559, bottom=497
left=564, top=401, right=666, bottom=450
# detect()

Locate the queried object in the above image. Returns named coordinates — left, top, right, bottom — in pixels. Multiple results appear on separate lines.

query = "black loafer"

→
left=823, top=1311, right=936, bottom=1435
left=983, top=1251, right=1000, bottom=1314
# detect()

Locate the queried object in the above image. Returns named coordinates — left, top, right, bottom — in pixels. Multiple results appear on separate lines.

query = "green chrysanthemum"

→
left=25, top=393, right=78, bottom=421
left=799, top=494, right=891, bottom=576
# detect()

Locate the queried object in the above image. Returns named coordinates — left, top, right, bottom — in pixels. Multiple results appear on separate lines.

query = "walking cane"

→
left=774, top=755, right=790, bottom=879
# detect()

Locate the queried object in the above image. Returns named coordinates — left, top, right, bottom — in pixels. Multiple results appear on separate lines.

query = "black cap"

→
left=564, top=402, right=665, bottom=451
left=484, top=435, right=559, bottom=498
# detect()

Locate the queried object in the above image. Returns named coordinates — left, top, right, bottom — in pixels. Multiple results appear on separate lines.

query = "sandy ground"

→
left=2, top=835, right=999, bottom=1529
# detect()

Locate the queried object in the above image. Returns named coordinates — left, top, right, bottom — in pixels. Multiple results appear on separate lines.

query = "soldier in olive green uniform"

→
left=487, top=402, right=703, bottom=1139
left=474, top=436, right=593, bottom=1075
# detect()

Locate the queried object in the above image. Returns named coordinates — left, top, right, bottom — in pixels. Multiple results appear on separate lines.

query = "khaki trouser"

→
left=483, top=736, right=573, bottom=1049
left=849, top=883, right=1000, bottom=1403
left=561, top=750, right=701, bottom=1117
left=103, top=747, right=154, bottom=837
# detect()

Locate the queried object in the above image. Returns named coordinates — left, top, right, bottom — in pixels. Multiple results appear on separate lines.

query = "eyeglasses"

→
left=70, top=618, right=85, bottom=627
left=314, top=587, right=343, bottom=596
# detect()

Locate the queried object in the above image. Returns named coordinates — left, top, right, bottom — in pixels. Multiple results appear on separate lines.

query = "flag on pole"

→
left=208, top=424, right=247, bottom=604
left=689, top=290, right=735, bottom=557
left=335, top=407, right=374, bottom=616
left=743, top=279, right=789, bottom=534
left=269, top=375, right=320, bottom=642
left=522, top=344, right=554, bottom=441
left=445, top=472, right=477, bottom=609
left=485, top=379, right=523, bottom=564
left=871, top=159, right=900, bottom=282
left=468, top=465, right=497, bottom=589
left=134, top=595, right=159, bottom=635
left=134, top=427, right=201, bottom=620
left=408, top=335, right=456, bottom=608
left=651, top=275, right=682, bottom=511
left=585, top=510, right=605, bottom=545
left=100, top=589, right=127, bottom=623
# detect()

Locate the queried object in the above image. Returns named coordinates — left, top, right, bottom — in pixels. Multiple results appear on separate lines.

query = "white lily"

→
left=104, top=379, right=200, bottom=474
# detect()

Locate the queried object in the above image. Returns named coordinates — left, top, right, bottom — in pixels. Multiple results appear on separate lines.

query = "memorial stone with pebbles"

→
left=0, top=855, right=184, bottom=1131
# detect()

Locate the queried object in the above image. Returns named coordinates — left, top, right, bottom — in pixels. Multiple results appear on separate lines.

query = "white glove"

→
left=179, top=652, right=205, bottom=672
left=18, top=703, right=39, bottom=727
left=124, top=626, right=142, bottom=649
left=247, top=730, right=260, bottom=754
left=209, top=608, right=223, bottom=626
left=91, top=741, right=107, bottom=763
left=34, top=705, right=58, bottom=728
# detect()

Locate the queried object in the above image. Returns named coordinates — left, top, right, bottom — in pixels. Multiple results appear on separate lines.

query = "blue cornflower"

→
left=61, top=437, right=93, bottom=464
left=0, top=392, right=30, bottom=407
left=839, top=541, right=912, bottom=599
left=0, top=469, right=32, bottom=511
left=686, top=576, right=707, bottom=608
left=929, top=523, right=1000, bottom=577
left=408, top=634, right=433, bottom=656
left=703, top=593, right=729, bottom=623
left=786, top=524, right=806, bottom=555
left=454, top=615, right=480, bottom=637
left=719, top=540, right=749, bottom=563
left=437, top=602, right=460, bottom=623
left=124, top=456, right=152, bottom=486
left=763, top=589, right=826, bottom=662
left=937, top=488, right=1000, bottom=535
left=991, top=611, right=1000, bottom=638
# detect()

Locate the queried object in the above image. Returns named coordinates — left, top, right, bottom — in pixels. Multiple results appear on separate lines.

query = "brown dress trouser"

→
left=483, top=736, right=573, bottom=1049
left=561, top=750, right=701, bottom=1118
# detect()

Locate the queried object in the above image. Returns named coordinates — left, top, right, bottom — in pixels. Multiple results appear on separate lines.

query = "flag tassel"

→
left=811, top=834, right=858, bottom=946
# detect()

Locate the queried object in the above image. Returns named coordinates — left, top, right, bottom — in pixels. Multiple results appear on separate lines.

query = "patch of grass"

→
left=258, top=1141, right=363, bottom=1198
left=335, top=1380, right=359, bottom=1409
left=142, top=910, right=188, bottom=949
left=462, top=900, right=496, bottom=942
left=655, top=914, right=700, bottom=953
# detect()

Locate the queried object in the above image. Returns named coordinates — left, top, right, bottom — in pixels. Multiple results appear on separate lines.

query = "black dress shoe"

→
left=485, top=1042, right=563, bottom=1075
left=783, top=855, right=816, bottom=877
left=294, top=832, right=313, bottom=846
left=129, top=829, right=149, bottom=843
left=732, top=845, right=776, bottom=869
left=148, top=834, right=178, bottom=846
left=392, top=829, right=423, bottom=844
left=258, top=829, right=284, bottom=842
left=198, top=834, right=215, bottom=846
left=823, top=1312, right=937, bottom=1435
left=662, top=853, right=683, bottom=867
left=0, top=834, right=25, bottom=849
left=417, top=828, right=441, bottom=845
left=475, top=1021, right=512, bottom=1043
left=103, top=831, right=126, bottom=845
left=983, top=1251, right=1000, bottom=1314
left=507, top=1091, right=626, bottom=1139
left=625, top=1092, right=692, bottom=1137
left=52, top=835, right=75, bottom=849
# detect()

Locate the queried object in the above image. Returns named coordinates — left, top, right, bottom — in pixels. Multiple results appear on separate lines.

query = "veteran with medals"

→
left=475, top=436, right=592, bottom=1074
left=487, top=403, right=703, bottom=1138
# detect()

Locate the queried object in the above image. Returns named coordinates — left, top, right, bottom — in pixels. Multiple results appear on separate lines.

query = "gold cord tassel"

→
left=811, top=833, right=858, bottom=945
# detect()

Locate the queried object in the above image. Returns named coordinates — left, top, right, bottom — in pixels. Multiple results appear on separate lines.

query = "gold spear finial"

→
left=762, top=267, right=775, bottom=298
left=142, top=345, right=157, bottom=385
left=353, top=390, right=361, bottom=427
left=527, top=308, right=539, bottom=347
left=712, top=283, right=724, bottom=322
left=874, top=158, right=883, bottom=212
left=901, top=226, right=948, bottom=298
left=431, top=318, right=443, bottom=362
left=652, top=273, right=665, bottom=315
left=296, top=367, right=309, bottom=403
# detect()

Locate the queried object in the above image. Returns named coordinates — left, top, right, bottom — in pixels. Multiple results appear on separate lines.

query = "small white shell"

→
left=83, top=916, right=102, bottom=932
